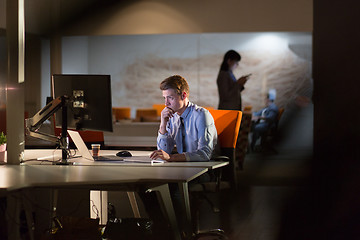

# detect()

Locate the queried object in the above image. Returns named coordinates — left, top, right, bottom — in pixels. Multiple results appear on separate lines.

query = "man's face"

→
left=162, top=89, right=186, bottom=113
left=265, top=98, right=271, bottom=106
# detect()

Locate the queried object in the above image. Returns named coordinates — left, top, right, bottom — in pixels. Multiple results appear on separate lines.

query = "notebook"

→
left=67, top=130, right=124, bottom=161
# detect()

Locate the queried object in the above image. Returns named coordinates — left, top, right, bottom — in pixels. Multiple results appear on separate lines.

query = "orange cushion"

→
left=208, top=109, right=242, bottom=148
left=112, top=107, right=131, bottom=120
left=152, top=104, right=165, bottom=117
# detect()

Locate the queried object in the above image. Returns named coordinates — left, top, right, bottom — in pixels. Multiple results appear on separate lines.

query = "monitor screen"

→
left=52, top=74, right=113, bottom=132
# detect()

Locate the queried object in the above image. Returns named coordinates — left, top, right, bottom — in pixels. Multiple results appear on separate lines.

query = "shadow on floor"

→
left=197, top=104, right=314, bottom=240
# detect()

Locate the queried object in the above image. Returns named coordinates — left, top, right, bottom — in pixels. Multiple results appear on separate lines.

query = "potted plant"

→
left=0, top=132, right=6, bottom=162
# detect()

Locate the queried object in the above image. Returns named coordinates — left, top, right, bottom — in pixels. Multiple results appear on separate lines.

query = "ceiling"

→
left=1, top=0, right=121, bottom=35
left=29, top=0, right=118, bottom=35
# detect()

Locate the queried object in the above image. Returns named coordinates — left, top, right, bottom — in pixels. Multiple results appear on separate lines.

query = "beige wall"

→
left=63, top=0, right=313, bottom=36
left=1, top=0, right=313, bottom=118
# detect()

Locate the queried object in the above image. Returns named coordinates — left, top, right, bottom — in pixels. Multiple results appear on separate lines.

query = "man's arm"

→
left=150, top=150, right=186, bottom=162
left=159, top=107, right=174, bottom=134
left=156, top=106, right=176, bottom=156
left=264, top=107, right=279, bottom=123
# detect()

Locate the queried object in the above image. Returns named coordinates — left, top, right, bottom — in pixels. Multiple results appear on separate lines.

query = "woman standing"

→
left=217, top=50, right=251, bottom=110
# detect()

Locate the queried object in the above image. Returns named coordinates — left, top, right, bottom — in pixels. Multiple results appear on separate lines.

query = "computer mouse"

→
left=116, top=150, right=132, bottom=157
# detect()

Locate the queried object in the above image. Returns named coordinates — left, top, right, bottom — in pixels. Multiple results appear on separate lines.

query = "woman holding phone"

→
left=216, top=50, right=251, bottom=111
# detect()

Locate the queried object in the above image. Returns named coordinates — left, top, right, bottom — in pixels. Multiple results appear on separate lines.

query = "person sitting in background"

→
left=250, top=93, right=279, bottom=151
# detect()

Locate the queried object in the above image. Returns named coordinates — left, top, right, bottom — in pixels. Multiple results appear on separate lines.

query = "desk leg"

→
left=148, top=184, right=181, bottom=240
left=6, top=191, right=21, bottom=240
left=22, top=190, right=35, bottom=240
left=127, top=192, right=141, bottom=218
left=179, top=182, right=192, bottom=235
left=51, top=189, right=58, bottom=231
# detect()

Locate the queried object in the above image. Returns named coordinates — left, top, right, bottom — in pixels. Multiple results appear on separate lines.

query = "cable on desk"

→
left=90, top=200, right=100, bottom=219
left=21, top=158, right=61, bottom=164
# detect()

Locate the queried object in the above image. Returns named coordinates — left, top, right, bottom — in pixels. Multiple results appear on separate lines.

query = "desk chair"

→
left=152, top=104, right=165, bottom=117
left=274, top=107, right=284, bottom=132
left=208, top=109, right=242, bottom=190
left=112, top=107, right=131, bottom=121
left=203, top=106, right=215, bottom=110
left=237, top=111, right=253, bottom=169
left=135, top=108, right=159, bottom=122
left=260, top=107, right=285, bottom=152
left=243, top=105, right=252, bottom=113
left=190, top=109, right=242, bottom=239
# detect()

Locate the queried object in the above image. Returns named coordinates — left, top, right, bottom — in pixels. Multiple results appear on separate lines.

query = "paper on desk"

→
left=123, top=156, right=165, bottom=164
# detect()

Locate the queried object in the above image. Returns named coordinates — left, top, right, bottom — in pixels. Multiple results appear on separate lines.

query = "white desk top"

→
left=0, top=164, right=207, bottom=191
left=22, top=149, right=228, bottom=169
left=0, top=149, right=228, bottom=192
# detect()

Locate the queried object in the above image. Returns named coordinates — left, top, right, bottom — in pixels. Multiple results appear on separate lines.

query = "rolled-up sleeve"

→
left=157, top=124, right=175, bottom=154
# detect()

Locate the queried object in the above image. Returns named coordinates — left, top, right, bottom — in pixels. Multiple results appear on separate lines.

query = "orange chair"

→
left=190, top=109, right=242, bottom=237
left=208, top=109, right=242, bottom=189
left=135, top=108, right=159, bottom=122
left=112, top=107, right=131, bottom=121
left=203, top=106, right=214, bottom=110
left=243, top=105, right=252, bottom=113
left=152, top=104, right=165, bottom=117
left=277, top=108, right=285, bottom=124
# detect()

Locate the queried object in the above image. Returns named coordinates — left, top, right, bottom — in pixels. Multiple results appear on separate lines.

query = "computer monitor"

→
left=52, top=74, right=113, bottom=133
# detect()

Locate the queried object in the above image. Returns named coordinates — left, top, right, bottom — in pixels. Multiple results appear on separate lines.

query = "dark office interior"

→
left=1, top=0, right=360, bottom=239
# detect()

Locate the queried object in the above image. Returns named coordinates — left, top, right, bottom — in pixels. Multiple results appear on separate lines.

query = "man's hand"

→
left=159, top=107, right=174, bottom=134
left=150, top=150, right=171, bottom=161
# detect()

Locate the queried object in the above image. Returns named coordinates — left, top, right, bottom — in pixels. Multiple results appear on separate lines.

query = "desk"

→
left=23, top=149, right=228, bottom=170
left=21, top=149, right=228, bottom=237
left=1, top=164, right=207, bottom=240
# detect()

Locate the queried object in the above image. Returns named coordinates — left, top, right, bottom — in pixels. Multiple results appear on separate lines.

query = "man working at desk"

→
left=150, top=74, right=218, bottom=161
left=146, top=75, right=217, bottom=238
